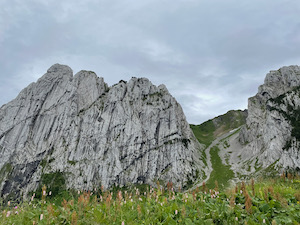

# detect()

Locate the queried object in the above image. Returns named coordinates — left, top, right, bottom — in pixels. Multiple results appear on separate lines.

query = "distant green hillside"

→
left=190, top=110, right=247, bottom=148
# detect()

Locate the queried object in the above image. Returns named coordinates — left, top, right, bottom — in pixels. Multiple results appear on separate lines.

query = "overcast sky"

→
left=1, top=0, right=300, bottom=124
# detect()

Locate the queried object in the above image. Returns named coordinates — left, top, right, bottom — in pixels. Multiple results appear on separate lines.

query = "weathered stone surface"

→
left=236, top=65, right=300, bottom=175
left=0, top=64, right=204, bottom=199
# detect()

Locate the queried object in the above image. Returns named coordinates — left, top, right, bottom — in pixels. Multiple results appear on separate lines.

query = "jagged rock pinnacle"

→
left=0, top=64, right=205, bottom=199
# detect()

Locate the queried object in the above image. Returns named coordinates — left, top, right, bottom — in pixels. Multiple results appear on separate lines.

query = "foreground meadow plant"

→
left=1, top=177, right=300, bottom=224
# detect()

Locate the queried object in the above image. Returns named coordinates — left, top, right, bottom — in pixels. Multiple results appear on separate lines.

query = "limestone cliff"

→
left=234, top=65, right=300, bottom=176
left=0, top=64, right=205, bottom=199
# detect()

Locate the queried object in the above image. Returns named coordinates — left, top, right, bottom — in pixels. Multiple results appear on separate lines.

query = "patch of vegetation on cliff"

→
left=35, top=171, right=66, bottom=199
left=0, top=163, right=12, bottom=184
left=269, top=91, right=300, bottom=144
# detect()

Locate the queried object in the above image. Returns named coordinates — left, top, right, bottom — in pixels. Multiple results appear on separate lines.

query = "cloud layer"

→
left=1, top=0, right=300, bottom=124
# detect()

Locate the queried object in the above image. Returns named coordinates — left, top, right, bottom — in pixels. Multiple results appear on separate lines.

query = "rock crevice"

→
left=0, top=64, right=204, bottom=199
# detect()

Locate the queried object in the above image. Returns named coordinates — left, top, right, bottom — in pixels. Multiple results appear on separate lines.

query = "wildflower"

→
left=14, top=206, right=18, bottom=209
left=6, top=211, right=11, bottom=217
left=78, top=190, right=80, bottom=195
left=40, top=214, right=44, bottom=220
left=175, top=210, right=178, bottom=215
left=235, top=217, right=238, bottom=221
left=240, top=190, right=243, bottom=194
left=43, top=190, right=46, bottom=196
left=31, top=193, right=36, bottom=201
left=122, top=222, right=125, bottom=225
left=49, top=191, right=52, bottom=196
left=15, top=211, right=18, bottom=214
left=7, top=201, right=10, bottom=206
left=263, top=219, right=266, bottom=223
left=139, top=198, right=143, bottom=201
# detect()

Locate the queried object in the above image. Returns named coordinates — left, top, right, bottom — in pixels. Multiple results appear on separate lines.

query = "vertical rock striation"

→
left=0, top=64, right=204, bottom=199
left=238, top=65, right=300, bottom=174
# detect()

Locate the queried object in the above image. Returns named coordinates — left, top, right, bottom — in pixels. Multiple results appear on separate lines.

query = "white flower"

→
left=40, top=214, right=44, bottom=220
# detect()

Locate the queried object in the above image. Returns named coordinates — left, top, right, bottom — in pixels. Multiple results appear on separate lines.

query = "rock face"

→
left=237, top=65, right=300, bottom=174
left=0, top=64, right=204, bottom=199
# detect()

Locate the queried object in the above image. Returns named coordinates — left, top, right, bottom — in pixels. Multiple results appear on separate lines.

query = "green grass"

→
left=190, top=120, right=215, bottom=147
left=1, top=177, right=300, bottom=224
left=190, top=110, right=247, bottom=148
left=206, top=146, right=234, bottom=190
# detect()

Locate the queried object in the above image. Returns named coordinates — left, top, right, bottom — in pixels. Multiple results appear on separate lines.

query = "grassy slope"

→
left=191, top=110, right=247, bottom=190
left=206, top=146, right=234, bottom=190
left=190, top=110, right=247, bottom=148
left=1, top=177, right=300, bottom=224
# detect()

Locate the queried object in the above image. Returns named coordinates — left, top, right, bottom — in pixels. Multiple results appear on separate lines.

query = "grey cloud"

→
left=1, top=0, right=300, bottom=124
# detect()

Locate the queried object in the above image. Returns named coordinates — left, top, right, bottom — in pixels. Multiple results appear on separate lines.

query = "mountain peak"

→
left=47, top=63, right=73, bottom=74
left=0, top=64, right=204, bottom=200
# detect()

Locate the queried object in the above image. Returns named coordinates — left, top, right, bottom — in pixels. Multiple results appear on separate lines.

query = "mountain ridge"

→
left=1, top=63, right=300, bottom=200
left=0, top=64, right=205, bottom=200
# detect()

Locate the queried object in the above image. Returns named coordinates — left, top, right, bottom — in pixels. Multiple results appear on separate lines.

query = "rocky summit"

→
left=0, top=64, right=205, bottom=199
left=213, top=65, right=300, bottom=181
left=238, top=65, right=300, bottom=173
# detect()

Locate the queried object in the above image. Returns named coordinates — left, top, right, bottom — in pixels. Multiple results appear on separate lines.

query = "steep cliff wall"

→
left=237, top=65, right=300, bottom=174
left=0, top=64, right=205, bottom=199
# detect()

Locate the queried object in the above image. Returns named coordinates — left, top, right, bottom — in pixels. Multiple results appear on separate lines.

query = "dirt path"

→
left=194, top=128, right=240, bottom=188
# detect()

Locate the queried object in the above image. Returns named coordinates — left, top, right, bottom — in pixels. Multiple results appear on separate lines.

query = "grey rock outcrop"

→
left=0, top=64, right=205, bottom=199
left=236, top=65, right=300, bottom=175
